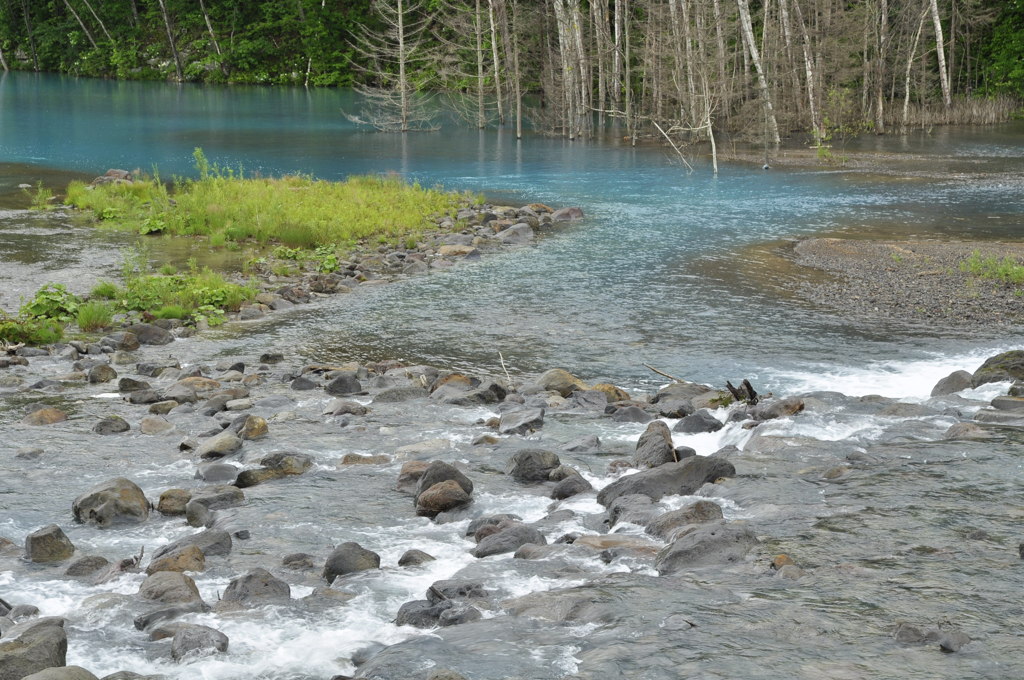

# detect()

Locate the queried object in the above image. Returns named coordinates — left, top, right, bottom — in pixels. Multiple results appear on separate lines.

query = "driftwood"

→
left=643, top=363, right=686, bottom=383
left=726, top=379, right=760, bottom=406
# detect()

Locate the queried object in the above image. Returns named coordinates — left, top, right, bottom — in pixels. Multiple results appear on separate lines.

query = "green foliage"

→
left=91, top=281, right=120, bottom=299
left=960, top=251, right=1024, bottom=285
left=151, top=304, right=190, bottom=320
left=0, top=316, right=63, bottom=345
left=20, top=284, right=81, bottom=322
left=68, top=150, right=473, bottom=251
left=983, top=0, right=1024, bottom=96
left=23, top=182, right=55, bottom=211
left=76, top=301, right=114, bottom=332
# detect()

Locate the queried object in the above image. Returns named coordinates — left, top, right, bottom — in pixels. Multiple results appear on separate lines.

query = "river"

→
left=1, top=72, right=1023, bottom=679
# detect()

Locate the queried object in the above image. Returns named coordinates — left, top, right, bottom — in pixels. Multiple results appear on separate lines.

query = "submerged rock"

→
left=654, top=521, right=759, bottom=574
left=72, top=478, right=150, bottom=527
left=221, top=568, right=291, bottom=604
left=597, top=456, right=736, bottom=506
left=323, top=542, right=380, bottom=583
left=170, top=624, right=228, bottom=662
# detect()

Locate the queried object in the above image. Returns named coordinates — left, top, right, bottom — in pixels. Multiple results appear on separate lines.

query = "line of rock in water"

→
left=4, top=323, right=1024, bottom=676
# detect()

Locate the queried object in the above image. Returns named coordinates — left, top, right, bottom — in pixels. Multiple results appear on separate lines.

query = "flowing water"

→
left=1, top=72, right=1024, bottom=679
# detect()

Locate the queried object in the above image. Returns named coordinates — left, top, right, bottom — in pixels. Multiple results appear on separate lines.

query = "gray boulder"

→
left=373, top=386, right=429, bottom=403
left=126, top=323, right=173, bottom=346
left=505, top=449, right=560, bottom=482
left=414, top=461, right=473, bottom=504
left=931, top=370, right=973, bottom=396
left=25, top=525, right=75, bottom=563
left=972, top=350, right=1024, bottom=387
left=196, top=431, right=242, bottom=460
left=138, top=572, right=203, bottom=604
left=0, top=618, right=67, bottom=680
left=416, top=480, right=472, bottom=518
left=21, top=667, right=98, bottom=680
left=170, top=624, right=228, bottom=662
left=752, top=397, right=805, bottom=421
left=151, top=529, right=232, bottom=561
left=222, top=568, right=290, bottom=604
left=550, top=473, right=593, bottom=500
left=597, top=456, right=736, bottom=506
left=471, top=523, right=546, bottom=558
left=645, top=500, right=725, bottom=539
left=72, top=478, right=150, bottom=527
left=323, top=542, right=380, bottom=583
left=633, top=420, right=675, bottom=468
left=92, top=416, right=130, bottom=435
left=498, top=408, right=545, bottom=435
left=325, top=373, right=362, bottom=396
left=672, top=409, right=723, bottom=434
left=654, top=521, right=759, bottom=575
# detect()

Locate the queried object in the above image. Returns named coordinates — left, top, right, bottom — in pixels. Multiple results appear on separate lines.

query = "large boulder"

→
left=752, top=397, right=805, bottom=421
left=414, top=461, right=473, bottom=504
left=645, top=500, right=725, bottom=539
left=416, top=480, right=472, bottom=518
left=21, top=668, right=98, bottom=680
left=505, top=449, right=560, bottom=482
left=221, top=568, right=290, bottom=604
left=931, top=370, right=973, bottom=396
left=471, top=523, right=546, bottom=558
left=0, top=618, right=68, bottom=680
left=323, top=542, right=380, bottom=583
left=633, top=420, right=675, bottom=468
left=126, top=323, right=173, bottom=345
left=597, top=456, right=736, bottom=507
left=234, top=452, right=313, bottom=488
left=498, top=408, right=545, bottom=435
left=534, top=369, right=587, bottom=397
left=672, top=409, right=723, bottom=434
left=24, top=525, right=75, bottom=563
left=170, top=624, right=229, bottom=662
left=195, top=431, right=242, bottom=460
left=72, top=478, right=150, bottom=527
left=151, top=529, right=232, bottom=561
left=325, top=373, right=362, bottom=396
left=972, top=350, right=1024, bottom=387
left=654, top=521, right=759, bottom=574
left=138, top=572, right=203, bottom=604
left=146, top=545, right=205, bottom=575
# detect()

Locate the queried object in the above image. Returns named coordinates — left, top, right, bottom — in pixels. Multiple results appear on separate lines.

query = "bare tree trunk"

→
left=200, top=0, right=223, bottom=56
left=591, top=0, right=610, bottom=126
left=791, top=0, right=821, bottom=143
left=500, top=0, right=523, bottom=138
left=79, top=0, right=112, bottom=42
left=903, top=4, right=929, bottom=132
left=612, top=0, right=625, bottom=111
left=475, top=0, right=486, bottom=128
left=398, top=0, right=409, bottom=130
left=488, top=0, right=505, bottom=124
left=929, top=0, right=951, bottom=110
left=63, top=0, right=98, bottom=49
left=156, top=0, right=184, bottom=81
left=0, top=45, right=8, bottom=72
left=737, top=0, right=780, bottom=143
left=20, top=0, right=39, bottom=71
left=874, top=0, right=888, bottom=133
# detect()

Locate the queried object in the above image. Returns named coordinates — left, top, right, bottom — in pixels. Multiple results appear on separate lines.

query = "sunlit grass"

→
left=65, top=149, right=478, bottom=250
left=960, top=250, right=1024, bottom=285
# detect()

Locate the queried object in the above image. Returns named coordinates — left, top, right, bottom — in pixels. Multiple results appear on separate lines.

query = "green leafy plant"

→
left=20, top=284, right=81, bottom=322
left=24, top=182, right=55, bottom=211
left=960, top=250, right=1024, bottom=285
left=91, top=281, right=120, bottom=299
left=0, top=316, right=63, bottom=345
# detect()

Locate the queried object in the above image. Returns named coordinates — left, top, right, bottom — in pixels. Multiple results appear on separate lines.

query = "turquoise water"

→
left=2, top=71, right=1023, bottom=388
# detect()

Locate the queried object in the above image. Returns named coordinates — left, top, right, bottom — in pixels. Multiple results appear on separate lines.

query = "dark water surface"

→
left=1, top=72, right=1024, bottom=679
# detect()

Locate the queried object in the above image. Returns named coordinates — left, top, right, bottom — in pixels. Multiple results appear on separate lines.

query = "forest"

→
left=0, top=0, right=1021, bottom=144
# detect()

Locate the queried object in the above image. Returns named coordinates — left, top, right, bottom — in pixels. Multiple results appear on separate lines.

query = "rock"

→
left=126, top=323, right=173, bottom=346
left=24, top=525, right=75, bottom=562
left=22, top=408, right=67, bottom=426
left=672, top=409, right=723, bottom=433
left=92, top=415, right=130, bottom=435
left=188, top=485, right=244, bottom=511
left=609, top=405, right=654, bottom=423
left=563, top=435, right=601, bottom=452
left=591, top=383, right=629, bottom=402
left=633, top=420, right=676, bottom=468
left=323, top=399, right=368, bottom=416
left=597, top=456, right=736, bottom=506
left=551, top=206, right=584, bottom=221
left=931, top=370, right=974, bottom=396
left=373, top=386, right=429, bottom=403
left=565, top=390, right=609, bottom=411
left=323, top=542, right=381, bottom=583
left=938, top=629, right=971, bottom=653
left=414, top=461, right=474, bottom=503
left=398, top=549, right=436, bottom=567
left=972, top=350, right=1024, bottom=388
left=604, top=494, right=658, bottom=528
left=395, top=599, right=452, bottom=628
left=645, top=500, right=725, bottom=539
left=86, top=364, right=118, bottom=384
left=184, top=501, right=212, bottom=529
left=325, top=373, right=362, bottom=396
left=991, top=395, right=1024, bottom=411
left=232, top=415, right=267, bottom=440
left=117, top=377, right=151, bottom=392
left=434, top=381, right=507, bottom=406
left=396, top=461, right=431, bottom=494
left=495, top=223, right=534, bottom=244
left=235, top=452, right=314, bottom=488
left=498, top=408, right=545, bottom=435
left=550, top=473, right=593, bottom=500
left=146, top=545, right=205, bottom=575
left=102, top=331, right=140, bottom=352
left=72, top=478, right=150, bottom=527
left=21, top=667, right=98, bottom=680
left=222, top=568, right=290, bottom=604
left=170, top=624, right=229, bottom=662
left=64, top=555, right=111, bottom=578
left=151, top=529, right=232, bottom=560
left=157, top=489, right=191, bottom=515
left=505, top=449, right=561, bottom=482
left=195, top=431, right=242, bottom=460
left=654, top=521, right=759, bottom=574
left=126, top=390, right=163, bottom=405
left=138, top=416, right=173, bottom=435
left=657, top=399, right=694, bottom=418
left=339, top=453, right=391, bottom=465
left=281, top=553, right=317, bottom=570
left=15, top=447, right=44, bottom=460
left=132, top=603, right=211, bottom=632
left=437, top=602, right=482, bottom=627
left=471, top=523, right=546, bottom=558
left=290, top=376, right=317, bottom=391
left=534, top=368, right=588, bottom=396
left=416, top=480, right=472, bottom=518
left=752, top=397, right=805, bottom=421
left=0, top=619, right=68, bottom=680
left=138, top=572, right=202, bottom=604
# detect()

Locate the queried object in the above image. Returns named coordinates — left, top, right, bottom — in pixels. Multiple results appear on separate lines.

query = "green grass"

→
left=76, top=301, right=114, bottom=332
left=91, top=281, right=119, bottom=299
left=0, top=316, right=63, bottom=345
left=65, top=148, right=479, bottom=250
left=960, top=250, right=1024, bottom=285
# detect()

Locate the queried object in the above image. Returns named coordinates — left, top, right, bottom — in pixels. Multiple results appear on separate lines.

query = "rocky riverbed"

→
left=3, top=277, right=1024, bottom=679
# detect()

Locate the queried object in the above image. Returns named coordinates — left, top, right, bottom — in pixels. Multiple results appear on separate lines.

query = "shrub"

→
left=20, top=284, right=81, bottom=322
left=0, top=316, right=63, bottom=345
left=91, top=281, right=120, bottom=299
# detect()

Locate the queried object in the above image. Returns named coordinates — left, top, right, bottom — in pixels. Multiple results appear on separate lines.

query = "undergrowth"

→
left=960, top=251, right=1024, bottom=285
left=65, top=148, right=478, bottom=250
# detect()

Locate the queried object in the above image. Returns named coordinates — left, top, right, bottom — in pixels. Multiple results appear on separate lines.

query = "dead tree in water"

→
left=726, top=379, right=760, bottom=405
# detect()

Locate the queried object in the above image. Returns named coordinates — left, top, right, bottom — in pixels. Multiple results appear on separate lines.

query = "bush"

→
left=0, top=316, right=63, bottom=345
left=20, top=284, right=81, bottom=322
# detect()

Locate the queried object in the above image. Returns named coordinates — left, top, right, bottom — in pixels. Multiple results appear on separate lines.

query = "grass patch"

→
left=91, top=281, right=119, bottom=299
left=65, top=148, right=479, bottom=250
left=76, top=301, right=114, bottom=332
left=960, top=250, right=1024, bottom=285
left=0, top=316, right=63, bottom=345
